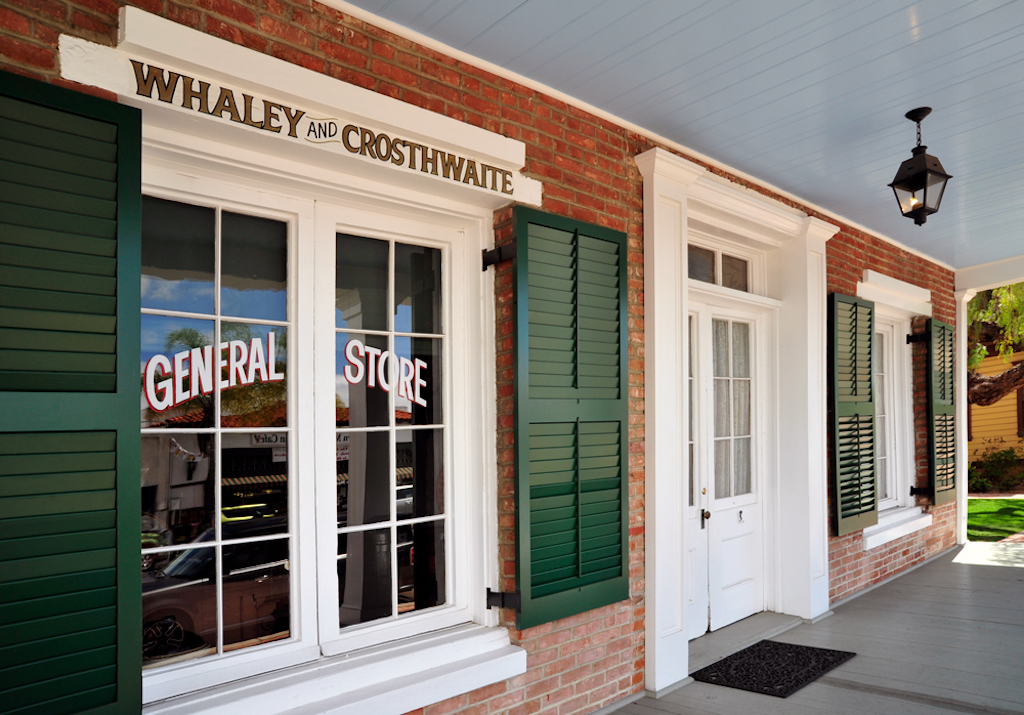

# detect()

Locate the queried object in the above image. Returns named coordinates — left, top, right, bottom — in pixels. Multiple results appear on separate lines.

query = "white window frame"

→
left=139, top=177, right=321, bottom=702
left=858, top=272, right=933, bottom=551
left=313, top=203, right=481, bottom=655
left=139, top=157, right=520, bottom=712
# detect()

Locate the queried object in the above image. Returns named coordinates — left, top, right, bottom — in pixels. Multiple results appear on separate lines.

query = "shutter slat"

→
left=0, top=138, right=116, bottom=182
left=1, top=242, right=116, bottom=277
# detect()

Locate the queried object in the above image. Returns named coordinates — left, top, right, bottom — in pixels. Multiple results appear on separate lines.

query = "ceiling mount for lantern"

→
left=889, top=107, right=951, bottom=226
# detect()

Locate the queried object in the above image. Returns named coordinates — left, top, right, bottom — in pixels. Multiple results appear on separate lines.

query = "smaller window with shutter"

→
left=927, top=319, right=956, bottom=506
left=828, top=293, right=878, bottom=536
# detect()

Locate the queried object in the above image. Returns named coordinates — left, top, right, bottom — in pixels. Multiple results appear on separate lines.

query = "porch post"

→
left=635, top=147, right=706, bottom=694
left=954, top=288, right=975, bottom=545
left=769, top=217, right=839, bottom=620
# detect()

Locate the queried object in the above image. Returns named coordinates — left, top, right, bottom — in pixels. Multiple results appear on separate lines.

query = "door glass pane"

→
left=220, top=323, right=287, bottom=428
left=397, top=520, right=445, bottom=614
left=714, top=379, right=730, bottom=437
left=395, top=242, right=442, bottom=334
left=715, top=440, right=731, bottom=499
left=221, top=211, right=287, bottom=321
left=222, top=539, right=290, bottom=651
left=142, top=546, right=217, bottom=667
left=734, top=438, right=751, bottom=496
left=336, top=234, right=389, bottom=331
left=337, top=332, right=390, bottom=428
left=732, top=322, right=750, bottom=378
left=397, top=429, right=443, bottom=520
left=688, top=316, right=695, bottom=507
left=141, top=196, right=215, bottom=314
left=338, top=529, right=393, bottom=627
left=393, top=337, right=443, bottom=426
left=733, top=381, right=751, bottom=436
left=221, top=432, right=288, bottom=539
left=713, top=319, right=729, bottom=377
left=688, top=245, right=715, bottom=284
left=338, top=430, right=391, bottom=528
left=721, top=254, right=748, bottom=292
left=140, top=315, right=215, bottom=428
left=141, top=433, right=215, bottom=546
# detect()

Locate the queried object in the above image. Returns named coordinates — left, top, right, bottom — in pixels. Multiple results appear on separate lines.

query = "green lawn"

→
left=968, top=498, right=1024, bottom=541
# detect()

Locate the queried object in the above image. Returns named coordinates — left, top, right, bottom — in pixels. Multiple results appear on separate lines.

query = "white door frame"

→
left=638, top=147, right=839, bottom=695
left=686, top=294, right=777, bottom=637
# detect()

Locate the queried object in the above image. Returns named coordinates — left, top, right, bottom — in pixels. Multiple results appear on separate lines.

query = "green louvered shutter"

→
left=512, top=207, right=629, bottom=630
left=927, top=318, right=957, bottom=506
left=828, top=293, right=878, bottom=536
left=0, top=71, right=142, bottom=714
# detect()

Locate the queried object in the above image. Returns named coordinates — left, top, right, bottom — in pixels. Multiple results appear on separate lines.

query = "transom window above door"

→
left=688, top=244, right=749, bottom=293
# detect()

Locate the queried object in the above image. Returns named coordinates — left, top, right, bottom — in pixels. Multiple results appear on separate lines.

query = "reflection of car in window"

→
left=142, top=517, right=290, bottom=664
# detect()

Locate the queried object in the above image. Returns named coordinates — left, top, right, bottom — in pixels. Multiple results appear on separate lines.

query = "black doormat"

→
left=691, top=639, right=855, bottom=698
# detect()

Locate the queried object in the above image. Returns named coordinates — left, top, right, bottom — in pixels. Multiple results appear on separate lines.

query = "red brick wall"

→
left=0, top=1, right=958, bottom=712
left=826, top=229, right=958, bottom=603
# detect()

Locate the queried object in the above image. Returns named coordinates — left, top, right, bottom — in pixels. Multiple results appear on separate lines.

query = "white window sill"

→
left=863, top=506, right=932, bottom=551
left=143, top=624, right=526, bottom=715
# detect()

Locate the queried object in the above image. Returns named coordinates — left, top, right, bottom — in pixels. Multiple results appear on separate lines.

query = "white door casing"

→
left=639, top=147, right=837, bottom=694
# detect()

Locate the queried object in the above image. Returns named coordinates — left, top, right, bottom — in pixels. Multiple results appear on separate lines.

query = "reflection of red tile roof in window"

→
left=151, top=403, right=287, bottom=428
left=152, top=404, right=412, bottom=428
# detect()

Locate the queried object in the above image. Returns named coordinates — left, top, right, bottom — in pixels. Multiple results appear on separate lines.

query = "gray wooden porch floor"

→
left=620, top=542, right=1024, bottom=715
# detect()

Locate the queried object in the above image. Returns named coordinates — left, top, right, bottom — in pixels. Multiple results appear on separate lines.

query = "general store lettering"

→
left=144, top=333, right=284, bottom=412
left=343, top=338, right=428, bottom=407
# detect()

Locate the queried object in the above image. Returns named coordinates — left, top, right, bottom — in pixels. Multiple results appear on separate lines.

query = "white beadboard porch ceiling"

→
left=341, top=0, right=1024, bottom=272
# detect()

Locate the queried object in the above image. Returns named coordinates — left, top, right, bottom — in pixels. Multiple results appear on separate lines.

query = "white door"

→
left=685, top=304, right=764, bottom=637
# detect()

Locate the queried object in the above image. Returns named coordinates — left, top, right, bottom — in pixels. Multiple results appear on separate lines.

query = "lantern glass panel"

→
left=926, top=173, right=947, bottom=210
left=893, top=186, right=921, bottom=216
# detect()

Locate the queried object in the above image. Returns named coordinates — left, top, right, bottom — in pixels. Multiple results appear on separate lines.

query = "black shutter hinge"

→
left=910, top=486, right=929, bottom=497
left=482, top=243, right=517, bottom=271
left=486, top=588, right=521, bottom=612
left=907, top=332, right=928, bottom=344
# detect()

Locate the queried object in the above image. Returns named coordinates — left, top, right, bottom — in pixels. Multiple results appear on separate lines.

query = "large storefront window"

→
left=140, top=196, right=291, bottom=667
left=138, top=198, right=453, bottom=675
left=335, top=235, right=446, bottom=627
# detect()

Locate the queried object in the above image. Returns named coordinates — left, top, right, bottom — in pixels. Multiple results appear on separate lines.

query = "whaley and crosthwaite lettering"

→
left=131, top=60, right=515, bottom=196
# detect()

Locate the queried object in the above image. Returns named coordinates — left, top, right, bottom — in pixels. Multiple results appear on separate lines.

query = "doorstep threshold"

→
left=688, top=611, right=803, bottom=674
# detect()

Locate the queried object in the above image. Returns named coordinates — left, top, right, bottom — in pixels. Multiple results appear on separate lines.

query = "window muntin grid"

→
left=335, top=234, right=447, bottom=629
left=139, top=195, right=292, bottom=669
left=712, top=319, right=753, bottom=499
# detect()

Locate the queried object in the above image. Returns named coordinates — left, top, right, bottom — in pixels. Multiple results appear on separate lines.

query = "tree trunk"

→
left=968, top=362, right=1024, bottom=405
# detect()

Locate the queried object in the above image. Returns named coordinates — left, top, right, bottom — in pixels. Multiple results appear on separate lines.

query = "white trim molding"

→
left=637, top=147, right=839, bottom=695
left=957, top=255, right=1024, bottom=292
left=857, top=270, right=932, bottom=317
left=636, top=147, right=705, bottom=695
left=143, top=625, right=525, bottom=715
left=955, top=289, right=976, bottom=545
left=863, top=507, right=932, bottom=551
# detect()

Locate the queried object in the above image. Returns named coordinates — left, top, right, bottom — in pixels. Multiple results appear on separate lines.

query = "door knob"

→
left=702, top=510, right=711, bottom=520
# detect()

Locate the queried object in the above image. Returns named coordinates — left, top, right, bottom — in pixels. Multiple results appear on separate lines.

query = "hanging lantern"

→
left=889, top=107, right=951, bottom=226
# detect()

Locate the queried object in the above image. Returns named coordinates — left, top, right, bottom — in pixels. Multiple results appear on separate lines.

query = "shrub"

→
left=969, top=439, right=1024, bottom=493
